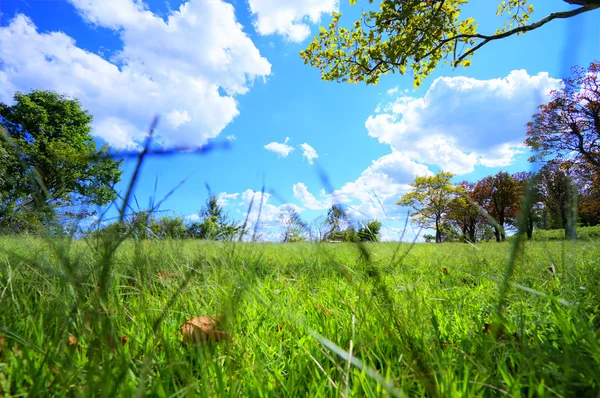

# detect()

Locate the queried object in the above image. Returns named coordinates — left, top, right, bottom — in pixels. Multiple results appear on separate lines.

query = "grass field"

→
left=1, top=236, right=600, bottom=396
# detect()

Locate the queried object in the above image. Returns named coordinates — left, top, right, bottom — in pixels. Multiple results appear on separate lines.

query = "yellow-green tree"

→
left=398, top=171, right=462, bottom=243
left=300, top=0, right=599, bottom=88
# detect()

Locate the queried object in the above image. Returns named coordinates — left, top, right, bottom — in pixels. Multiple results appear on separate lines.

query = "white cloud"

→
left=217, top=192, right=239, bottom=207
left=293, top=182, right=326, bottom=210
left=366, top=70, right=563, bottom=174
left=185, top=213, right=201, bottom=222
left=328, top=151, right=430, bottom=219
left=226, top=135, right=236, bottom=142
left=248, top=0, right=338, bottom=42
left=166, top=109, right=191, bottom=129
left=300, top=142, right=318, bottom=165
left=264, top=137, right=294, bottom=157
left=291, top=151, right=429, bottom=221
left=0, top=1, right=271, bottom=149
left=386, top=86, right=398, bottom=95
left=233, top=189, right=305, bottom=240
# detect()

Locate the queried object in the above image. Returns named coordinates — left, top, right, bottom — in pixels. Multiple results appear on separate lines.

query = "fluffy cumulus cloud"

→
left=264, top=137, right=295, bottom=157
left=234, top=189, right=304, bottom=240
left=300, top=143, right=318, bottom=165
left=293, top=182, right=326, bottom=210
left=332, top=151, right=431, bottom=219
left=0, top=0, right=271, bottom=149
left=248, top=0, right=338, bottom=42
left=292, top=151, right=430, bottom=221
left=217, top=192, right=239, bottom=207
left=366, top=70, right=563, bottom=174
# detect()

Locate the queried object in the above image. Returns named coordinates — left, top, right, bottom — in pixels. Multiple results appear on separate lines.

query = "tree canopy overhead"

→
left=300, top=0, right=600, bottom=87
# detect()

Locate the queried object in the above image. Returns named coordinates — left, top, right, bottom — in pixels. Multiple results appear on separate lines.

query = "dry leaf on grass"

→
left=68, top=335, right=77, bottom=346
left=0, top=336, right=5, bottom=354
left=483, top=323, right=520, bottom=345
left=180, top=314, right=231, bottom=344
left=442, top=267, right=450, bottom=275
left=315, top=305, right=333, bottom=317
left=157, top=270, right=180, bottom=281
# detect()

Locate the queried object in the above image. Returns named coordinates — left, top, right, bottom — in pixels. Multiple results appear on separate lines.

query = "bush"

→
left=532, top=225, right=600, bottom=241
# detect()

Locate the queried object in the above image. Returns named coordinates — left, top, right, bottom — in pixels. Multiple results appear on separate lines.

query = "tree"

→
left=358, top=219, right=382, bottom=242
left=525, top=61, right=600, bottom=169
left=473, top=172, right=519, bottom=242
left=325, top=204, right=351, bottom=241
left=423, top=233, right=436, bottom=243
left=153, top=216, right=186, bottom=239
left=186, top=193, right=240, bottom=241
left=447, top=181, right=481, bottom=243
left=512, top=171, right=540, bottom=239
left=301, top=1, right=599, bottom=88
left=0, top=90, right=122, bottom=232
left=537, top=161, right=579, bottom=239
left=575, top=162, right=600, bottom=226
left=398, top=171, right=459, bottom=243
left=310, top=215, right=329, bottom=242
left=279, top=208, right=309, bottom=243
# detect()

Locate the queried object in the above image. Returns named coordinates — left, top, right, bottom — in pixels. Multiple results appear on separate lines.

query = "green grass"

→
left=532, top=225, right=600, bottom=241
left=1, top=237, right=600, bottom=396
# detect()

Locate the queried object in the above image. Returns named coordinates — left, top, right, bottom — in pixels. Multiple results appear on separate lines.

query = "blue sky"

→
left=0, top=0, right=598, bottom=240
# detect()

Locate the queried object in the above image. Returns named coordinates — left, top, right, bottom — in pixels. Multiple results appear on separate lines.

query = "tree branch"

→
left=454, top=5, right=598, bottom=64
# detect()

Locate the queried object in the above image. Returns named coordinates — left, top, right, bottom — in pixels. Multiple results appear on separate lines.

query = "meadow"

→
left=1, top=236, right=599, bottom=397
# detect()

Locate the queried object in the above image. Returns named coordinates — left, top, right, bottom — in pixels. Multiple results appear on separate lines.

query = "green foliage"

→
left=186, top=193, right=240, bottom=241
left=152, top=216, right=186, bottom=239
left=0, top=90, right=122, bottom=232
left=423, top=233, right=436, bottom=242
left=536, top=162, right=579, bottom=239
left=325, top=204, right=352, bottom=241
left=398, top=171, right=461, bottom=243
left=439, top=222, right=462, bottom=242
left=299, top=0, right=598, bottom=87
left=532, top=225, right=600, bottom=241
left=357, top=219, right=381, bottom=242
left=446, top=181, right=481, bottom=243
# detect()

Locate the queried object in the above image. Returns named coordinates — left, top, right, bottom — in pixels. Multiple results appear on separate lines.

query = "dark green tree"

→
left=186, top=193, right=240, bottom=241
left=0, top=90, right=122, bottom=232
left=358, top=219, right=381, bottom=242
left=152, top=216, right=186, bottom=239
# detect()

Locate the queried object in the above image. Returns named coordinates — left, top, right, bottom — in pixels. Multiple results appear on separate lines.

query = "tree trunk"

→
left=435, top=218, right=441, bottom=243
left=468, top=225, right=476, bottom=243
left=494, top=226, right=501, bottom=242
left=527, top=215, right=533, bottom=240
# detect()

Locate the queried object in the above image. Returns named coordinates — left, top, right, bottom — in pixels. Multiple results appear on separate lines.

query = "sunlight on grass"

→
left=1, top=238, right=599, bottom=396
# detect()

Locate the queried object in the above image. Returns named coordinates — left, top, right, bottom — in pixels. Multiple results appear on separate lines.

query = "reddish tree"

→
left=474, top=172, right=520, bottom=242
left=525, top=61, right=600, bottom=169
